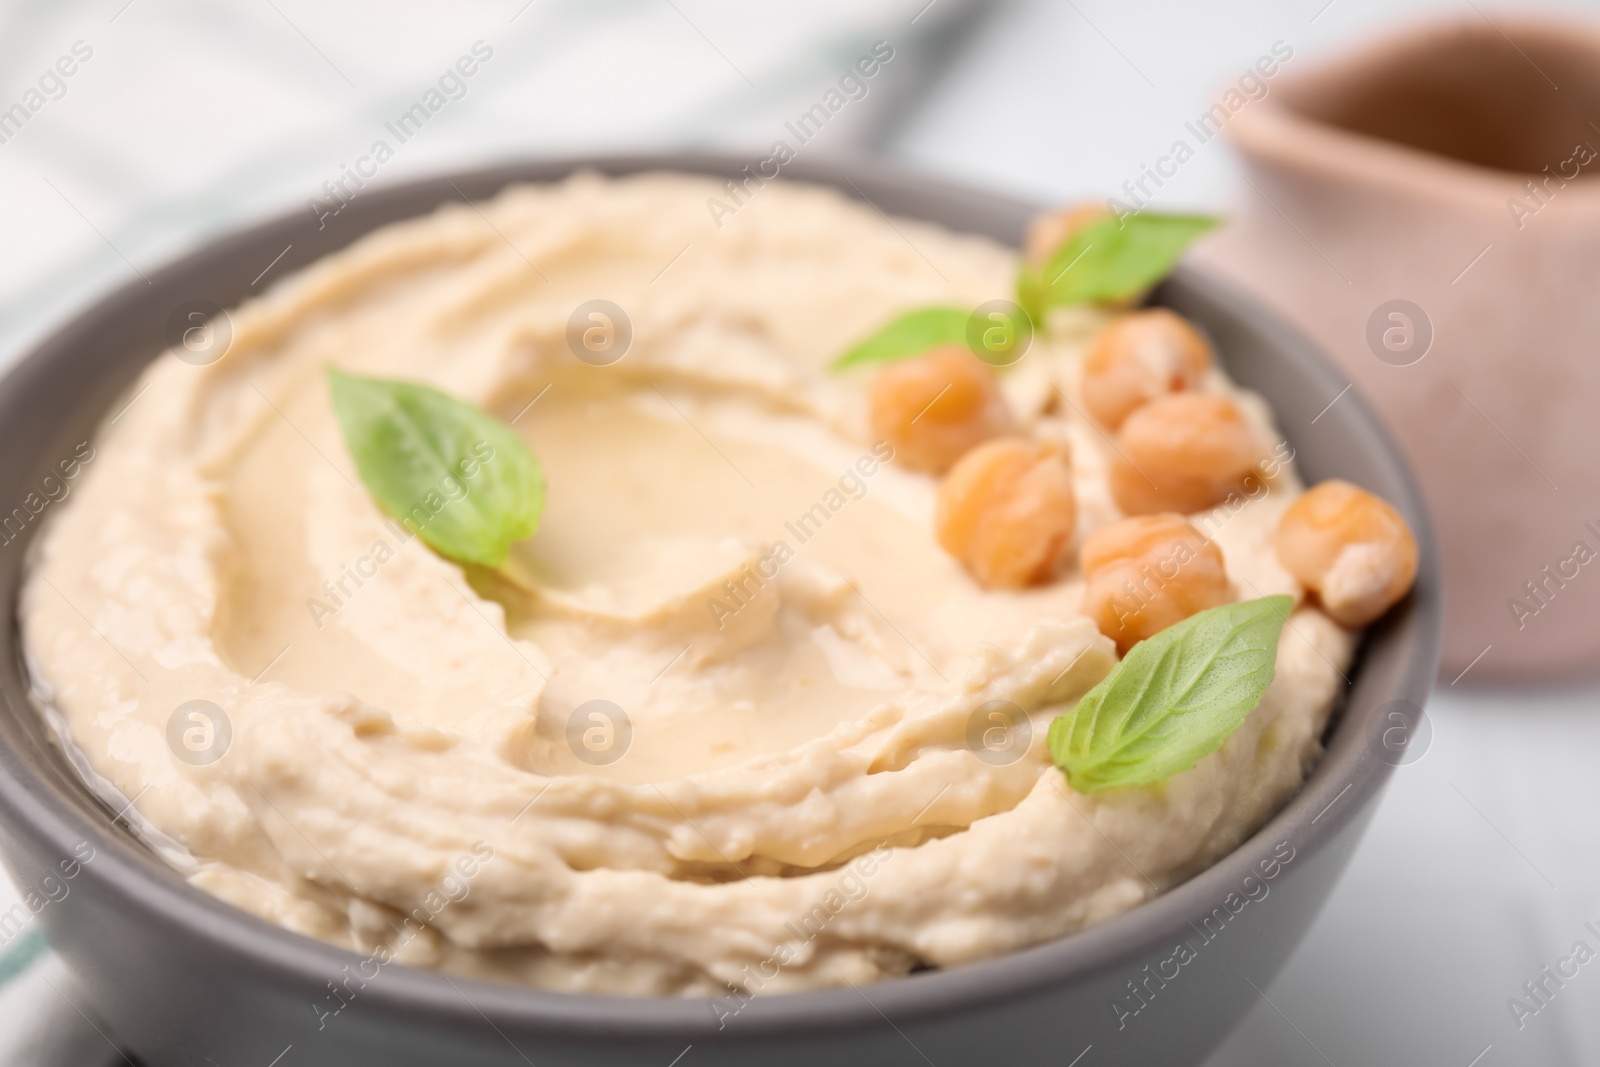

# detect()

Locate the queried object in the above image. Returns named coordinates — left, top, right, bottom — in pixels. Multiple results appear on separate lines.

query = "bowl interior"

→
left=1276, top=20, right=1600, bottom=176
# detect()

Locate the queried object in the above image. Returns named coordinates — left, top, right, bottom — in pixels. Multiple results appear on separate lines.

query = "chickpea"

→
left=937, top=439, right=1077, bottom=589
left=1080, top=514, right=1230, bottom=652
left=1275, top=480, right=1418, bottom=627
left=1109, top=393, right=1265, bottom=516
left=1024, top=202, right=1110, bottom=271
left=869, top=346, right=1014, bottom=474
left=1081, top=309, right=1214, bottom=430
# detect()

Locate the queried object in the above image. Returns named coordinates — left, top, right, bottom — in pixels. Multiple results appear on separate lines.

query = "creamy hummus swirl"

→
left=20, top=172, right=1352, bottom=996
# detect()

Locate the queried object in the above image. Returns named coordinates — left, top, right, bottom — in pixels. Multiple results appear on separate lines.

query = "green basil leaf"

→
left=327, top=369, right=545, bottom=568
left=830, top=306, right=970, bottom=372
left=1025, top=213, right=1218, bottom=314
left=1047, top=595, right=1293, bottom=793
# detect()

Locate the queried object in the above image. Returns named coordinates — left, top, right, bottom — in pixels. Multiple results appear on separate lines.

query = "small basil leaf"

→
left=1047, top=595, right=1293, bottom=793
left=1026, top=213, right=1218, bottom=314
left=830, top=306, right=970, bottom=372
left=327, top=369, right=546, bottom=568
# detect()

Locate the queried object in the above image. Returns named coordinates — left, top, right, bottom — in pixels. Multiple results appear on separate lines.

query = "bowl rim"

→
left=0, top=151, right=1442, bottom=1040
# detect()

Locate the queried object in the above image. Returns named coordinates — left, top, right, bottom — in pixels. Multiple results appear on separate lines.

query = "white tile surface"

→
left=1204, top=682, right=1600, bottom=1066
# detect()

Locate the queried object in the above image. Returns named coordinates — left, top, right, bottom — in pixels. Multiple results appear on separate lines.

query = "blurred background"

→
left=2, top=0, right=1598, bottom=1063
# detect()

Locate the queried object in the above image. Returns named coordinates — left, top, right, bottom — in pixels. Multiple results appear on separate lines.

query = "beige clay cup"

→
left=1197, top=16, right=1600, bottom=681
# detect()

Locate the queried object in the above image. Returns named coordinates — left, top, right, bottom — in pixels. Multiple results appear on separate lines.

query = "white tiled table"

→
left=2, top=0, right=1597, bottom=1063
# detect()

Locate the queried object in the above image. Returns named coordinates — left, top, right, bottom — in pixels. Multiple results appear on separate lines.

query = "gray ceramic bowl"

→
left=0, top=155, right=1439, bottom=1067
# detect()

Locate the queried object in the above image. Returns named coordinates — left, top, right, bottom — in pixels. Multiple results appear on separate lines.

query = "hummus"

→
left=20, top=172, right=1353, bottom=997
